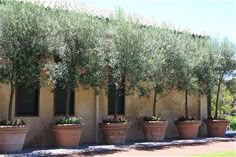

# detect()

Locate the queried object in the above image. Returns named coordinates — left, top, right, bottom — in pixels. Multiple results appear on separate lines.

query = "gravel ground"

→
left=1, top=135, right=235, bottom=157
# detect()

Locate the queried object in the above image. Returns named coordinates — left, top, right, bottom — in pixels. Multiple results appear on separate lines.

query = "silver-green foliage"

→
left=45, top=11, right=104, bottom=91
left=104, top=13, right=146, bottom=88
left=213, top=39, right=236, bottom=118
left=0, top=0, right=235, bottom=121
left=44, top=9, right=105, bottom=118
left=0, top=1, right=59, bottom=85
left=0, top=1, right=58, bottom=120
left=142, top=27, right=179, bottom=117
left=100, top=11, right=147, bottom=120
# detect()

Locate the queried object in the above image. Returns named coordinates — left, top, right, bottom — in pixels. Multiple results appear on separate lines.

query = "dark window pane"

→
left=108, top=80, right=125, bottom=115
left=15, top=87, right=39, bottom=116
left=54, top=89, right=74, bottom=115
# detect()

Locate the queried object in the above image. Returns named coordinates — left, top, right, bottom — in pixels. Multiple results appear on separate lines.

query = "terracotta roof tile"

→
left=17, top=0, right=207, bottom=36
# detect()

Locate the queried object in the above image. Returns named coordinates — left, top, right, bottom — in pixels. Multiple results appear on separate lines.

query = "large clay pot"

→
left=142, top=121, right=168, bottom=141
left=52, top=124, right=84, bottom=147
left=204, top=120, right=229, bottom=137
left=175, top=120, right=201, bottom=139
left=0, top=125, right=29, bottom=153
left=99, top=123, right=129, bottom=145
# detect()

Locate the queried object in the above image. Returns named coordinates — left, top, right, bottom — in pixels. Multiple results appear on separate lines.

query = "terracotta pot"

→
left=204, top=120, right=229, bottom=137
left=99, top=123, right=129, bottom=144
left=52, top=124, right=84, bottom=147
left=175, top=120, right=201, bottom=139
left=142, top=121, right=168, bottom=141
left=0, top=125, right=29, bottom=153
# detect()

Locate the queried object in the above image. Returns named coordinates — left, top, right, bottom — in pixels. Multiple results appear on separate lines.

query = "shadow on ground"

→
left=50, top=150, right=127, bottom=157
left=4, top=136, right=235, bottom=157
left=133, top=142, right=213, bottom=151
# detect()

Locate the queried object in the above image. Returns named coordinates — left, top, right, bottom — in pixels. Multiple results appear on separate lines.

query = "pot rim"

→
left=204, top=119, right=229, bottom=122
left=204, top=119, right=230, bottom=124
left=175, top=120, right=201, bottom=124
left=99, top=122, right=129, bottom=125
left=53, top=123, right=85, bottom=126
left=99, top=122, right=129, bottom=128
left=0, top=125, right=30, bottom=128
left=142, top=120, right=168, bottom=123
left=52, top=123, right=84, bottom=129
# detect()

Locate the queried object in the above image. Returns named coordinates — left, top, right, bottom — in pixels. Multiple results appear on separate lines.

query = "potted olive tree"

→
left=45, top=10, right=103, bottom=147
left=174, top=34, right=201, bottom=139
left=203, top=40, right=236, bottom=137
left=0, top=1, right=54, bottom=152
left=141, top=28, right=178, bottom=141
left=195, top=39, right=219, bottom=120
left=99, top=12, right=146, bottom=144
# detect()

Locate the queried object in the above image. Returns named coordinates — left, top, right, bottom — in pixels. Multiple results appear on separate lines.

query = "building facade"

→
left=0, top=84, right=207, bottom=146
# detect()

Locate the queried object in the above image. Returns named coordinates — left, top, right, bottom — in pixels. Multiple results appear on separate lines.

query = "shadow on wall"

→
left=24, top=118, right=55, bottom=146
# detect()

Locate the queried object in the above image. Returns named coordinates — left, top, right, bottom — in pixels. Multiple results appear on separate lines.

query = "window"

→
left=15, top=87, right=39, bottom=116
left=54, top=89, right=74, bottom=115
left=108, top=78, right=125, bottom=115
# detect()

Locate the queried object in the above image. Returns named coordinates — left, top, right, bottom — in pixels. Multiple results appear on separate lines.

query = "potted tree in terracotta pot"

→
left=174, top=33, right=202, bottom=139
left=0, top=1, right=55, bottom=153
left=0, top=1, right=53, bottom=153
left=141, top=28, right=179, bottom=141
left=99, top=12, right=146, bottom=144
left=195, top=39, right=219, bottom=120
left=203, top=40, right=236, bottom=137
left=45, top=10, right=103, bottom=147
left=46, top=52, right=84, bottom=148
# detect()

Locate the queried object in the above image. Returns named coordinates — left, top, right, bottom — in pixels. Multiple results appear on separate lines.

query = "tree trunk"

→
left=185, top=87, right=188, bottom=118
left=153, top=88, right=157, bottom=117
left=8, top=80, right=14, bottom=121
left=65, top=90, right=71, bottom=118
left=113, top=89, right=119, bottom=121
left=8, top=64, right=15, bottom=121
left=207, top=87, right=212, bottom=119
left=215, top=73, right=224, bottom=119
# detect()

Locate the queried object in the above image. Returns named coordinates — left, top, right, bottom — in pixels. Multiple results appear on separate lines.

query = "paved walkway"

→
left=90, top=141, right=235, bottom=157
left=2, top=137, right=235, bottom=157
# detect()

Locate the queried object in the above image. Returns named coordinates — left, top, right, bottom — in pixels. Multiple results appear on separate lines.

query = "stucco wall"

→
left=0, top=84, right=207, bottom=146
left=98, top=89, right=203, bottom=142
left=127, top=90, right=201, bottom=140
left=0, top=84, right=96, bottom=146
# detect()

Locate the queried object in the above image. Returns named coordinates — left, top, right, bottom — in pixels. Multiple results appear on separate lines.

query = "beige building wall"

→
left=0, top=84, right=207, bottom=146
left=99, top=89, right=204, bottom=142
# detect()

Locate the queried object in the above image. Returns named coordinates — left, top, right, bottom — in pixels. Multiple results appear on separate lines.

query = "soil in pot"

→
left=99, top=123, right=129, bottom=145
left=142, top=121, right=168, bottom=141
left=175, top=120, right=201, bottom=139
left=52, top=124, right=83, bottom=147
left=0, top=125, right=29, bottom=153
left=204, top=120, right=229, bottom=137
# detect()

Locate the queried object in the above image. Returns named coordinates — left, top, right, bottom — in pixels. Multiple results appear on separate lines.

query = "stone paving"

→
left=1, top=132, right=236, bottom=157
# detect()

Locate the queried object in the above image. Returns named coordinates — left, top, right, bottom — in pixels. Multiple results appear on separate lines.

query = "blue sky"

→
left=79, top=0, right=236, bottom=43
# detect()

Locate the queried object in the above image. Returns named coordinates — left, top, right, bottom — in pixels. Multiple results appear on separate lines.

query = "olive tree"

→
left=0, top=1, right=57, bottom=120
left=195, top=39, right=219, bottom=119
left=213, top=40, right=236, bottom=119
left=142, top=28, right=178, bottom=117
left=174, top=33, right=201, bottom=119
left=45, top=10, right=104, bottom=117
left=101, top=12, right=146, bottom=121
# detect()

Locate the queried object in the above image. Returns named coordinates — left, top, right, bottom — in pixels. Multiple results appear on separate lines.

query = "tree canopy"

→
left=0, top=0, right=235, bottom=121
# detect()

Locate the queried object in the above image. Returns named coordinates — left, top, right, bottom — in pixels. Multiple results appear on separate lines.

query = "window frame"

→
left=53, top=89, right=75, bottom=116
left=107, top=77, right=125, bottom=116
left=15, top=87, right=40, bottom=117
